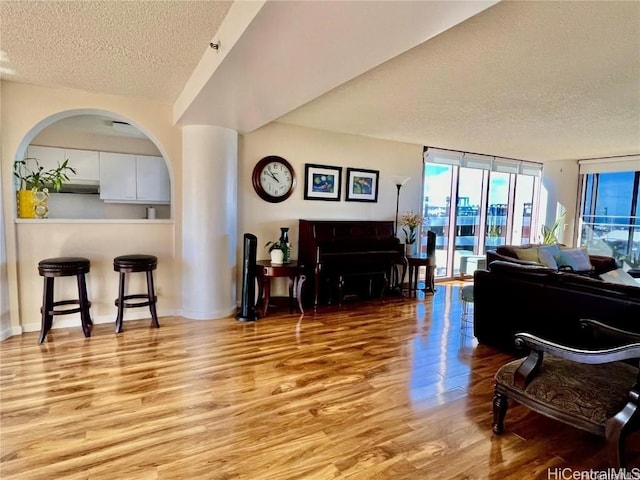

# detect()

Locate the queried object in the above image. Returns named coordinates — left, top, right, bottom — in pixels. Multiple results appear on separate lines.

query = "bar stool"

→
left=460, top=283, right=475, bottom=335
left=113, top=254, right=160, bottom=333
left=38, top=257, right=92, bottom=344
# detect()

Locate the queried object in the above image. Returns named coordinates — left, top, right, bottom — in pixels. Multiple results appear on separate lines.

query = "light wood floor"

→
left=1, top=283, right=638, bottom=479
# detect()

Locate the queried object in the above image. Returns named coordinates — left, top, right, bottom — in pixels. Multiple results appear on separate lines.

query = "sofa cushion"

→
left=557, top=247, right=592, bottom=272
left=512, top=246, right=540, bottom=263
left=495, top=245, right=520, bottom=259
left=538, top=244, right=562, bottom=269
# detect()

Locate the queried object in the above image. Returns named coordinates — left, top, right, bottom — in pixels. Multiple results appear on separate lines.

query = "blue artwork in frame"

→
left=345, top=167, right=379, bottom=202
left=304, top=163, right=342, bottom=201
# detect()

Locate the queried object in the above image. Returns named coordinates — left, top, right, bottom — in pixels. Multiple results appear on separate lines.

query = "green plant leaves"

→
left=13, top=158, right=76, bottom=192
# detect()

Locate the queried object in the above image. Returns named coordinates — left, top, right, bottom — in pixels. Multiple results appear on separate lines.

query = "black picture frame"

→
left=303, top=163, right=342, bottom=201
left=345, top=168, right=379, bottom=202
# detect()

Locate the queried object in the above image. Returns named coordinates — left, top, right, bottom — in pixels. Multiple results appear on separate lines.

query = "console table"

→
left=255, top=260, right=306, bottom=317
left=406, top=255, right=436, bottom=296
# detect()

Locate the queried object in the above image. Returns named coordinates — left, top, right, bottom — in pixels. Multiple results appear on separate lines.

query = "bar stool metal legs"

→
left=460, top=283, right=475, bottom=335
left=113, top=254, right=160, bottom=333
left=38, top=257, right=92, bottom=344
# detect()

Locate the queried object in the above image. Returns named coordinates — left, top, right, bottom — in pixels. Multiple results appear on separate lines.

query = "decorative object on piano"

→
left=400, top=210, right=425, bottom=256
left=345, top=168, right=379, bottom=202
left=303, top=164, right=342, bottom=201
left=392, top=176, right=411, bottom=236
left=252, top=155, right=296, bottom=203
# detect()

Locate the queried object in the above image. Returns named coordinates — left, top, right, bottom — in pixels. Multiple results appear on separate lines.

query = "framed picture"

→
left=345, top=168, right=379, bottom=202
left=304, top=164, right=342, bottom=201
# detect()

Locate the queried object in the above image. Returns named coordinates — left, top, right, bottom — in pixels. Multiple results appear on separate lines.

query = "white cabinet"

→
left=27, top=146, right=100, bottom=183
left=26, top=145, right=65, bottom=172
left=65, top=149, right=100, bottom=182
left=99, top=152, right=137, bottom=201
left=135, top=155, right=171, bottom=203
left=100, top=153, right=170, bottom=204
left=25, top=146, right=170, bottom=204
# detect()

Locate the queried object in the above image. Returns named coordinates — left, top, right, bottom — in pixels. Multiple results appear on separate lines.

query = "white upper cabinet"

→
left=135, top=155, right=170, bottom=203
left=64, top=149, right=100, bottom=182
left=27, top=145, right=100, bottom=183
left=26, top=145, right=65, bottom=172
left=100, top=152, right=170, bottom=204
left=26, top=145, right=170, bottom=204
left=99, top=152, right=137, bottom=201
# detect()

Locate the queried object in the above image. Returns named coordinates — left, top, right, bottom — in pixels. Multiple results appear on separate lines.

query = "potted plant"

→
left=13, top=157, right=76, bottom=218
left=265, top=239, right=287, bottom=264
left=540, top=212, right=566, bottom=244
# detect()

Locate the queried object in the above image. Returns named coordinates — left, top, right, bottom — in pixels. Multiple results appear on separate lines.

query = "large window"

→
left=578, top=169, right=640, bottom=268
left=422, top=164, right=453, bottom=278
left=420, top=148, right=541, bottom=279
left=485, top=172, right=511, bottom=249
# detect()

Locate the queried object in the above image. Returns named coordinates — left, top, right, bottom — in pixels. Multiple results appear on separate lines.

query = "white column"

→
left=182, top=125, right=238, bottom=319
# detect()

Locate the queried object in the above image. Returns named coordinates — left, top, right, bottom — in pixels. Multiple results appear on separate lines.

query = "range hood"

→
left=57, top=181, right=100, bottom=194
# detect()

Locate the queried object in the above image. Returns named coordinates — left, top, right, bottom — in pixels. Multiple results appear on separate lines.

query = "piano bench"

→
left=336, top=270, right=388, bottom=306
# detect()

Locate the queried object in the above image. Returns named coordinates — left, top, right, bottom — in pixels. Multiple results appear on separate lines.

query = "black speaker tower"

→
left=236, top=233, right=259, bottom=322
left=426, top=230, right=436, bottom=258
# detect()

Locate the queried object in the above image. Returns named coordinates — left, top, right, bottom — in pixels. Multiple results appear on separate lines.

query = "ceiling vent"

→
left=112, top=120, right=140, bottom=136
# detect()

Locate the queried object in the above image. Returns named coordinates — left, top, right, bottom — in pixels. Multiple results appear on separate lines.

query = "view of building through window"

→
left=579, top=170, right=640, bottom=270
left=420, top=162, right=539, bottom=279
left=420, top=158, right=639, bottom=279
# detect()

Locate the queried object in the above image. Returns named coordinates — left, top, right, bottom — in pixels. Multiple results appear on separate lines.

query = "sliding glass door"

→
left=421, top=148, right=541, bottom=279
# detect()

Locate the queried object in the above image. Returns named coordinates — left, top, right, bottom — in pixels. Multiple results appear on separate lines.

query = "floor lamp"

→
left=393, top=176, right=410, bottom=237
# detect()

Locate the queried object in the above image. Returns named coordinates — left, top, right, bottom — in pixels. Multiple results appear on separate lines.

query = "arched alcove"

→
left=15, top=109, right=173, bottom=220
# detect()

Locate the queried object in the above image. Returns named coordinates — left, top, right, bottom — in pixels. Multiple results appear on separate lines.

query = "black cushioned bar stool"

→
left=113, top=254, right=160, bottom=333
left=38, top=257, right=92, bottom=344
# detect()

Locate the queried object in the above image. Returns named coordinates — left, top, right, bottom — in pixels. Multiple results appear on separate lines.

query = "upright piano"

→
left=298, top=219, right=406, bottom=308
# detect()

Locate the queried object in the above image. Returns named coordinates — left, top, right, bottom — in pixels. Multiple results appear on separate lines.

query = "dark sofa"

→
left=473, top=259, right=640, bottom=352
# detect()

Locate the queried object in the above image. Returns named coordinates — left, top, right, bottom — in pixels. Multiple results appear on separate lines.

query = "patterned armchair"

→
left=492, top=319, right=640, bottom=468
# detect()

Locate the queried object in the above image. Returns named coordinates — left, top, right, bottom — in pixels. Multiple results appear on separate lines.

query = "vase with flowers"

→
left=399, top=210, right=426, bottom=256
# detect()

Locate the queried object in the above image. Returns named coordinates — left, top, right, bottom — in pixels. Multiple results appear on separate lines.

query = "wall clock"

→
left=252, top=155, right=296, bottom=203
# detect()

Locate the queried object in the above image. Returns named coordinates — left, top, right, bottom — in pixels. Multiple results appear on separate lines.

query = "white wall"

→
left=540, top=160, right=580, bottom=246
left=0, top=80, right=584, bottom=339
left=1, top=81, right=182, bottom=337
left=239, top=122, right=424, bottom=294
left=32, top=129, right=161, bottom=156
left=0, top=178, right=11, bottom=341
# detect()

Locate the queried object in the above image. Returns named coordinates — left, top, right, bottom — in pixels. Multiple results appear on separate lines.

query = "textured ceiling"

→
left=276, top=0, right=640, bottom=161
left=1, top=0, right=639, bottom=163
left=0, top=0, right=232, bottom=103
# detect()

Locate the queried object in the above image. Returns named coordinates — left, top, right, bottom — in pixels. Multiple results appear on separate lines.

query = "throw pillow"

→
left=512, top=246, right=539, bottom=263
left=537, top=244, right=562, bottom=270
left=557, top=247, right=592, bottom=272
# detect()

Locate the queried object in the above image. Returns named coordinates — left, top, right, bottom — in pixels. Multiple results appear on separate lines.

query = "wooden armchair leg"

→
left=605, top=398, right=639, bottom=468
left=492, top=389, right=508, bottom=435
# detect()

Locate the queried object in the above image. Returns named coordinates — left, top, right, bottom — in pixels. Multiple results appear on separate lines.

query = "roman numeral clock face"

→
left=252, top=156, right=296, bottom=203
